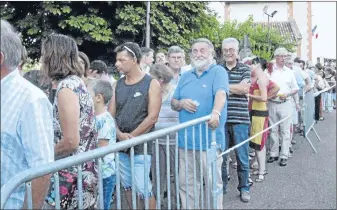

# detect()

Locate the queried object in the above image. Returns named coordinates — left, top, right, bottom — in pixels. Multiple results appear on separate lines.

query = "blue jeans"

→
left=103, top=175, right=116, bottom=210
left=222, top=123, right=250, bottom=193
left=119, top=153, right=153, bottom=199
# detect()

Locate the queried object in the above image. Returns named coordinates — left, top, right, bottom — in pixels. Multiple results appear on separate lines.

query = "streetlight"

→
left=145, top=1, right=151, bottom=48
left=263, top=6, right=277, bottom=53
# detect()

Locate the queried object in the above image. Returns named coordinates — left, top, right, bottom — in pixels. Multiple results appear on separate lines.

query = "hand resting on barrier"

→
left=208, top=112, right=220, bottom=130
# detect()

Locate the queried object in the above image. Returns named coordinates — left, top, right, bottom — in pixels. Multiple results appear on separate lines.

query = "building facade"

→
left=223, top=1, right=313, bottom=61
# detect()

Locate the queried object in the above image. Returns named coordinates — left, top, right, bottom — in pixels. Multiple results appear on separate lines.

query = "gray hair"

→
left=87, top=79, right=113, bottom=105
left=1, top=19, right=22, bottom=71
left=167, top=46, right=185, bottom=57
left=149, top=63, right=173, bottom=84
left=191, top=38, right=214, bottom=52
left=222, top=37, right=239, bottom=50
left=274, top=47, right=288, bottom=56
left=1, top=19, right=15, bottom=33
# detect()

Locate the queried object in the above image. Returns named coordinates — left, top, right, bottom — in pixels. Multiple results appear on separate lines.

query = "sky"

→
left=208, top=1, right=336, bottom=62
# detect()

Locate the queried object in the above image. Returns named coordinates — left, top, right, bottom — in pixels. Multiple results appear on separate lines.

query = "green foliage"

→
left=0, top=1, right=209, bottom=61
left=22, top=58, right=41, bottom=73
left=1, top=1, right=296, bottom=63
left=189, top=15, right=296, bottom=61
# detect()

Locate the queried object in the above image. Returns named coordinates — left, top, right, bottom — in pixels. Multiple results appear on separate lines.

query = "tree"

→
left=189, top=15, right=296, bottom=61
left=0, top=1, right=209, bottom=64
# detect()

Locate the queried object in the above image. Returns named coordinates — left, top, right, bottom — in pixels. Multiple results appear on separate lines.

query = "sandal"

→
left=255, top=171, right=268, bottom=183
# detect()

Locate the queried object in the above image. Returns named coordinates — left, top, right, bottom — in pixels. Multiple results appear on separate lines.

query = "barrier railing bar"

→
left=144, top=142, right=149, bottom=210
left=216, top=115, right=292, bottom=160
left=154, top=140, right=160, bottom=209
left=199, top=123, right=204, bottom=209
left=205, top=122, right=210, bottom=208
left=131, top=147, right=137, bottom=209
left=115, top=153, right=121, bottom=209
left=25, top=182, right=32, bottom=209
left=54, top=173, right=60, bottom=209
left=314, top=84, right=336, bottom=97
left=98, top=158, right=104, bottom=209
left=175, top=132, right=180, bottom=210
left=77, top=165, right=83, bottom=209
left=166, top=135, right=171, bottom=210
left=1, top=115, right=211, bottom=209
left=192, top=126, right=197, bottom=209
left=184, top=128, right=188, bottom=209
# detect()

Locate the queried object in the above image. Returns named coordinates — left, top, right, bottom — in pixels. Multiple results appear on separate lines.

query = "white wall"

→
left=311, top=2, right=337, bottom=64
left=227, top=2, right=288, bottom=22
left=292, top=2, right=309, bottom=61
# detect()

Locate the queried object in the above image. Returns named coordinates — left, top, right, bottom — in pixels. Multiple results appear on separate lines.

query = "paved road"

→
left=223, top=110, right=336, bottom=209
left=113, top=111, right=336, bottom=209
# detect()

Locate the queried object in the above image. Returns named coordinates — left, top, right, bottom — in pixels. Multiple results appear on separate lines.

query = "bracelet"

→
left=212, top=109, right=221, bottom=117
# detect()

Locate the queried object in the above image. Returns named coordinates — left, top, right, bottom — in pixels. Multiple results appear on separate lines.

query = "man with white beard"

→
left=171, top=38, right=229, bottom=209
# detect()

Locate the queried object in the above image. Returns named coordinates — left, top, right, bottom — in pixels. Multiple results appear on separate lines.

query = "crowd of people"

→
left=1, top=18, right=336, bottom=210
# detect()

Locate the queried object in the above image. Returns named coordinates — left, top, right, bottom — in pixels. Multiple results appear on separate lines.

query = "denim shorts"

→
left=119, top=152, right=153, bottom=199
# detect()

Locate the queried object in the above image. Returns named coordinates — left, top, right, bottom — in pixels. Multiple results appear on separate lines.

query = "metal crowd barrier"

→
left=301, top=83, right=336, bottom=153
left=320, top=81, right=336, bottom=111
left=1, top=112, right=304, bottom=210
left=1, top=115, right=223, bottom=209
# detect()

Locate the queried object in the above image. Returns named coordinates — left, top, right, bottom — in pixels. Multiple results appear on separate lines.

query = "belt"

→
left=269, top=100, right=289, bottom=104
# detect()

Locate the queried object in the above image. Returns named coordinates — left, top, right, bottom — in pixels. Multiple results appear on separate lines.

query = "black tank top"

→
left=115, top=74, right=154, bottom=155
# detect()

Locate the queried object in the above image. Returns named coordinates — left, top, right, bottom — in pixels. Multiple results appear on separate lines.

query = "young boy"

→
left=87, top=79, right=116, bottom=210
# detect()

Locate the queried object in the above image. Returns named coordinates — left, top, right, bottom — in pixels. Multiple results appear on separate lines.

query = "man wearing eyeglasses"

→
left=108, top=42, right=161, bottom=209
left=220, top=37, right=251, bottom=203
left=167, top=45, right=187, bottom=85
left=266, top=48, right=299, bottom=167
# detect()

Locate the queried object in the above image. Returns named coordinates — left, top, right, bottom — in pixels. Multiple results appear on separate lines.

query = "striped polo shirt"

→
left=222, top=62, right=251, bottom=124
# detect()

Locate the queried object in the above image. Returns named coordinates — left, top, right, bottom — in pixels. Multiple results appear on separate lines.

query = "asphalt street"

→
left=114, top=111, right=336, bottom=209
left=223, top=110, right=336, bottom=209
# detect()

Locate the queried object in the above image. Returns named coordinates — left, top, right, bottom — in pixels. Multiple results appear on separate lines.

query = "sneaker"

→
left=240, top=191, right=250, bottom=203
left=291, top=139, right=296, bottom=144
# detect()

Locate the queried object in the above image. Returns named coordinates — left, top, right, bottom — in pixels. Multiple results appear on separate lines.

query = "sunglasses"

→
left=123, top=46, right=136, bottom=58
left=252, top=57, right=261, bottom=65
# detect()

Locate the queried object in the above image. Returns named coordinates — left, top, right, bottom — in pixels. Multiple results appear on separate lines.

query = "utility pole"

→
left=145, top=1, right=151, bottom=48
left=263, top=6, right=277, bottom=53
left=267, top=15, right=270, bottom=53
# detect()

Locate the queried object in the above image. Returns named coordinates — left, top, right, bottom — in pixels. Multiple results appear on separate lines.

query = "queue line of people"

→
left=2, top=18, right=335, bottom=210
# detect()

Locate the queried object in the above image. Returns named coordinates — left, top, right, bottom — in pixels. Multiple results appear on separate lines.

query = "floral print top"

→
left=46, top=75, right=98, bottom=209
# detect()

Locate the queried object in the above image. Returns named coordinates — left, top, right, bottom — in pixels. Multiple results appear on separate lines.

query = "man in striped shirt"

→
left=220, top=38, right=251, bottom=203
left=1, top=20, right=54, bottom=209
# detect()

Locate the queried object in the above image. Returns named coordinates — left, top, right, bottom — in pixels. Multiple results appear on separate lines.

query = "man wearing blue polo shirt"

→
left=171, top=38, right=229, bottom=209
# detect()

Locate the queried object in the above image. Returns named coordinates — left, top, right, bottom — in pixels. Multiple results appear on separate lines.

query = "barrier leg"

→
left=312, top=127, right=322, bottom=142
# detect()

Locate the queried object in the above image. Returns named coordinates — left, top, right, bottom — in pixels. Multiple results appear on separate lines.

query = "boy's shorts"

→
left=119, top=153, right=153, bottom=199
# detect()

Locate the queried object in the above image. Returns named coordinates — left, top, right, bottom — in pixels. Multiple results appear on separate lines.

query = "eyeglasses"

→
left=169, top=56, right=183, bottom=60
left=223, top=48, right=236, bottom=54
left=123, top=46, right=136, bottom=58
